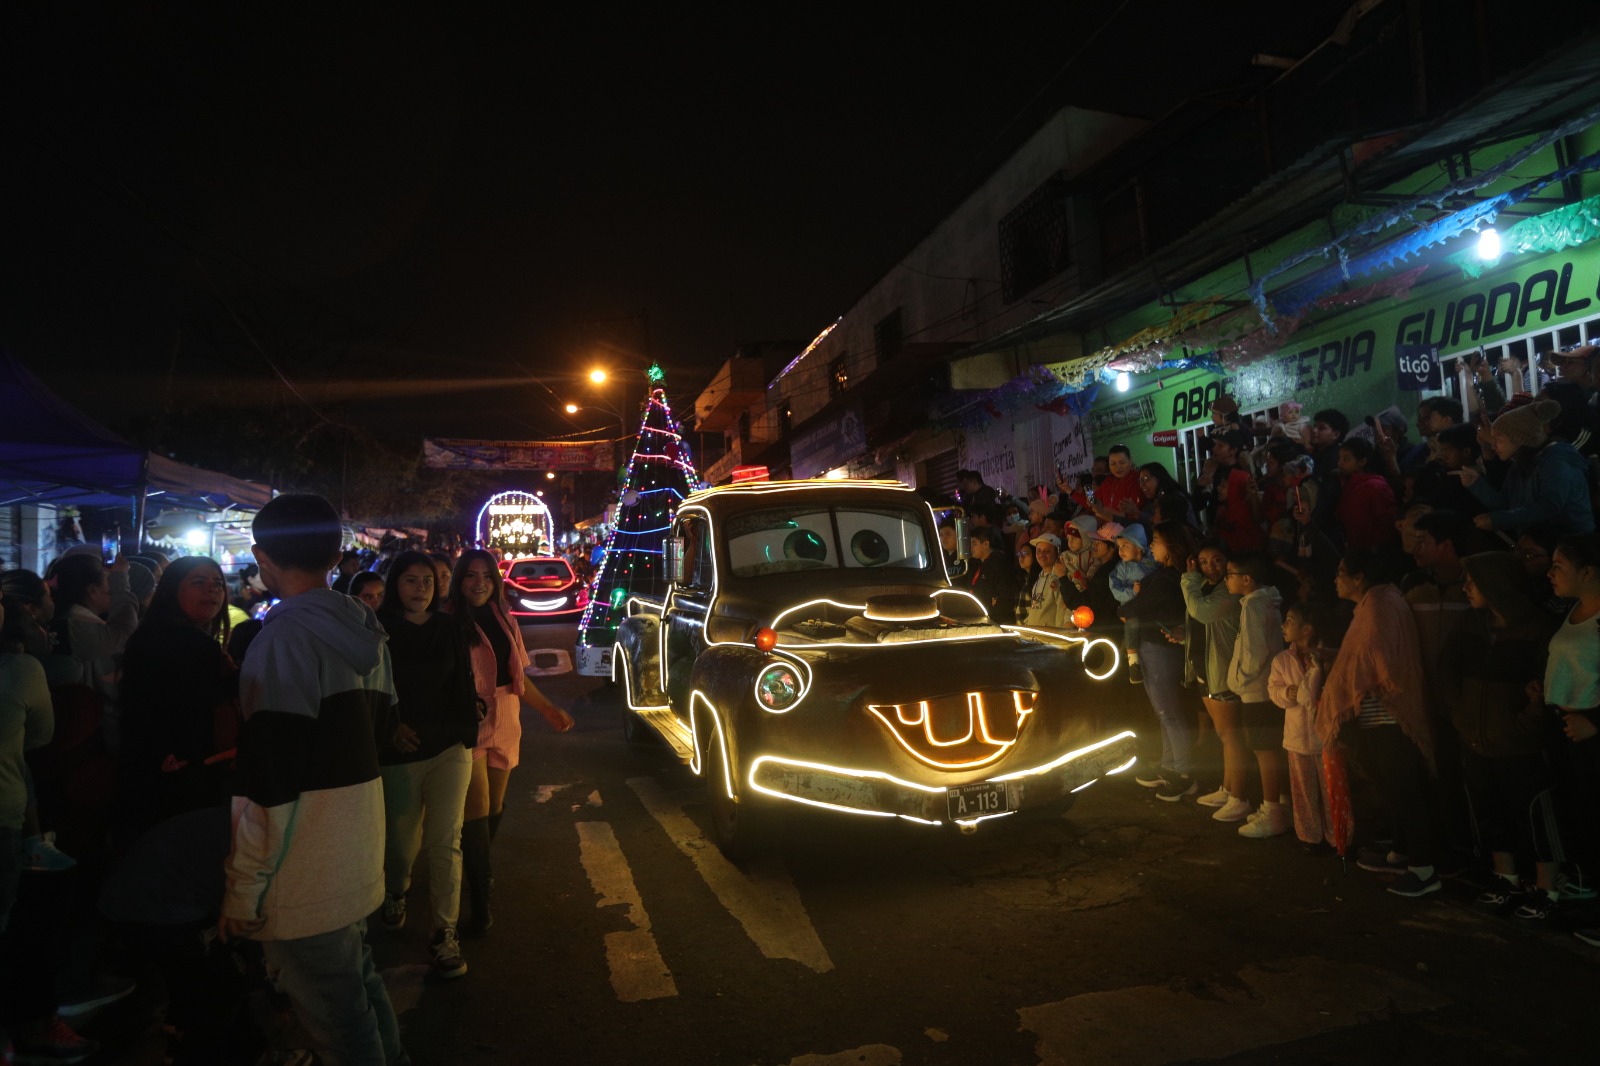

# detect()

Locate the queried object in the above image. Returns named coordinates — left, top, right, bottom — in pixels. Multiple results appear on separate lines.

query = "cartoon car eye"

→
left=850, top=529, right=890, bottom=566
left=783, top=529, right=828, bottom=561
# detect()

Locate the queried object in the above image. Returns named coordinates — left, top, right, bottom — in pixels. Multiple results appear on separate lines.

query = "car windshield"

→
left=508, top=561, right=572, bottom=584
left=725, top=505, right=933, bottom=577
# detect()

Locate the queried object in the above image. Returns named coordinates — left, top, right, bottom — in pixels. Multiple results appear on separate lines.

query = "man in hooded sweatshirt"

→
left=220, top=494, right=408, bottom=1066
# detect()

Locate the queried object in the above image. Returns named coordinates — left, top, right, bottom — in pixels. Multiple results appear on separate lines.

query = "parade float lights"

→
left=619, top=476, right=1133, bottom=825
left=866, top=691, right=1038, bottom=770
left=477, top=490, right=555, bottom=558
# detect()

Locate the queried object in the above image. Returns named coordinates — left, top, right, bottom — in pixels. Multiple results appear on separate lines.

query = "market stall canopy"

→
left=0, top=351, right=274, bottom=510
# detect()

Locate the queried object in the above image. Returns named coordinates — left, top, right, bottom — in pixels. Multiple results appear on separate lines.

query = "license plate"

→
left=947, top=782, right=1010, bottom=820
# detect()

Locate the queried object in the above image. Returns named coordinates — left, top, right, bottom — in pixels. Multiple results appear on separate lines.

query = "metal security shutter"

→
left=923, top=448, right=960, bottom=496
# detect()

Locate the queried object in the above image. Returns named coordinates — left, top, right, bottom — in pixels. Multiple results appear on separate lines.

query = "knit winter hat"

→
left=1490, top=398, right=1560, bottom=451
left=1094, top=522, right=1125, bottom=543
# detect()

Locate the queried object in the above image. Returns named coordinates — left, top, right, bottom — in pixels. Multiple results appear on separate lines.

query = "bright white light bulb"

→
left=1116, top=371, right=1131, bottom=393
left=1478, top=226, right=1502, bottom=261
left=185, top=528, right=208, bottom=548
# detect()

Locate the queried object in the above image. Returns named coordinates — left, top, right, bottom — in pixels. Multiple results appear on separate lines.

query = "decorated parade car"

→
left=613, top=478, right=1137, bottom=856
left=501, top=556, right=590, bottom=620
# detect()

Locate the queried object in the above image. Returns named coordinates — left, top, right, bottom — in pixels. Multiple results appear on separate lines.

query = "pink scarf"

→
left=1316, top=583, right=1434, bottom=764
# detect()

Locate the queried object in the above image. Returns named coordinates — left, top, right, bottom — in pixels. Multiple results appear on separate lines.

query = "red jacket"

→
left=1335, top=470, right=1398, bottom=550
left=1095, top=472, right=1143, bottom=522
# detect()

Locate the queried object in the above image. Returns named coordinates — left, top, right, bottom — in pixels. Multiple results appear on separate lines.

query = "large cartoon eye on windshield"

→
left=727, top=506, right=932, bottom=577
left=728, top=509, right=835, bottom=576
left=784, top=528, right=828, bottom=561
left=849, top=529, right=890, bottom=565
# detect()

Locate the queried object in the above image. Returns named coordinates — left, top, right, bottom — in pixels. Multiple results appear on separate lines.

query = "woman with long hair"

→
left=46, top=553, right=139, bottom=750
left=1179, top=542, right=1249, bottom=821
left=1138, top=463, right=1196, bottom=528
left=115, top=557, right=238, bottom=842
left=1542, top=534, right=1600, bottom=939
left=375, top=551, right=479, bottom=978
left=1120, top=521, right=1202, bottom=799
left=444, top=550, right=573, bottom=938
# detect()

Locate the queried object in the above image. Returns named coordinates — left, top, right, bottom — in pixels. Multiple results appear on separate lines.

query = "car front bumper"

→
left=746, top=729, right=1138, bottom=827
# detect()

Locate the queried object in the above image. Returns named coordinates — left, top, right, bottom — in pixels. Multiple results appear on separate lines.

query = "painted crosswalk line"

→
left=575, top=819, right=678, bottom=1001
left=628, top=776, right=834, bottom=974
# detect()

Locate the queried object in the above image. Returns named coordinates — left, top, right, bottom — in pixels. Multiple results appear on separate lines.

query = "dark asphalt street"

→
left=97, top=621, right=1595, bottom=1064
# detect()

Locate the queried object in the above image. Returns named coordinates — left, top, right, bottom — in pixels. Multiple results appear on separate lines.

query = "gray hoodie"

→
left=1226, top=585, right=1285, bottom=704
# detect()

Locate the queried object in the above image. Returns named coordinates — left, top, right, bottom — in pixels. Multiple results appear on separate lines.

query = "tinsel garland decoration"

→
left=1448, top=192, right=1600, bottom=279
left=1248, top=105, right=1600, bottom=324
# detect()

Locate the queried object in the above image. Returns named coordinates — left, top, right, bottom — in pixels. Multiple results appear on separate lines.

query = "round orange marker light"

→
left=1071, top=606, right=1095, bottom=631
left=753, top=627, right=778, bottom=651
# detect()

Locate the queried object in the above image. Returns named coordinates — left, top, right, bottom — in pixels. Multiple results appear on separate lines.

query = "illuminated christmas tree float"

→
left=575, top=365, right=700, bottom=677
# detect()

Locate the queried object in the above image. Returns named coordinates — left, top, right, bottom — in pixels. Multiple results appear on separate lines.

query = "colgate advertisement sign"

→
left=1150, top=429, right=1180, bottom=447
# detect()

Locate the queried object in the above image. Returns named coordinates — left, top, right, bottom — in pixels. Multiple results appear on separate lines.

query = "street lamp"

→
left=589, top=368, right=608, bottom=385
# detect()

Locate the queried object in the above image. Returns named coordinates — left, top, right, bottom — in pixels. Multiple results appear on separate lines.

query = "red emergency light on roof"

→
left=731, top=465, right=770, bottom=484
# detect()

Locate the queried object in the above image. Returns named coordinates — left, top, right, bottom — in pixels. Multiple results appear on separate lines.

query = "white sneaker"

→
left=23, top=832, right=76, bottom=872
left=1196, top=786, right=1230, bottom=808
left=1212, top=796, right=1253, bottom=823
left=1238, top=802, right=1290, bottom=838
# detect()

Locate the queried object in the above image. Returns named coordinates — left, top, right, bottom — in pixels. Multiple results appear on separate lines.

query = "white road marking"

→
left=1017, top=955, right=1450, bottom=1066
left=628, top=776, right=834, bottom=974
left=575, top=820, right=678, bottom=1002
left=531, top=783, right=576, bottom=804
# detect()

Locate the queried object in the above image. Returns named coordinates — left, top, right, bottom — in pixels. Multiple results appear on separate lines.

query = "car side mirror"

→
left=665, top=537, right=686, bottom=584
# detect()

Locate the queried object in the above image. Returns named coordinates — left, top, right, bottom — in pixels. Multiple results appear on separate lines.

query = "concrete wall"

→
left=775, top=106, right=1149, bottom=428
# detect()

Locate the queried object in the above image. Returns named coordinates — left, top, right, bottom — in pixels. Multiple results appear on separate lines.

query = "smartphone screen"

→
left=101, top=530, right=121, bottom=564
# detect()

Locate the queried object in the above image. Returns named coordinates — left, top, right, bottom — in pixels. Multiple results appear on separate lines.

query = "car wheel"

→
left=705, top=725, right=763, bottom=859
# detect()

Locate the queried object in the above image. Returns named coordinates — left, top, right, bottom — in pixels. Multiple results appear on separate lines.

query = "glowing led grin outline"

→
left=865, top=691, right=1037, bottom=769
left=745, top=730, right=1138, bottom=824
left=516, top=596, right=569, bottom=612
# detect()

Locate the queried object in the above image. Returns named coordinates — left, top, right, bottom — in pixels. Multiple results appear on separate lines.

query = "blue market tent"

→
left=0, top=351, right=273, bottom=513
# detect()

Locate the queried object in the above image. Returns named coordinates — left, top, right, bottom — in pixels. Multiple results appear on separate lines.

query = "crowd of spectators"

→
left=954, top=343, right=1600, bottom=938
left=1, top=501, right=579, bottom=1063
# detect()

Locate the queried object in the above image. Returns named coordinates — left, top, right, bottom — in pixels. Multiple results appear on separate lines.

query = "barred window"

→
left=998, top=172, right=1071, bottom=304
left=829, top=354, right=850, bottom=400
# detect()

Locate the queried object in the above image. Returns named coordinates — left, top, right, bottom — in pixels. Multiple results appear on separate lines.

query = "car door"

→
left=663, top=512, right=713, bottom=717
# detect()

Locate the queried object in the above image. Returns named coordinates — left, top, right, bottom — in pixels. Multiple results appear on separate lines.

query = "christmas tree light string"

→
left=576, top=384, right=701, bottom=671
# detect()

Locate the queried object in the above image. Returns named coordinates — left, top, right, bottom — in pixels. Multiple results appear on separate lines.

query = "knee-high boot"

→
left=459, top=816, right=493, bottom=939
left=487, top=811, right=503, bottom=841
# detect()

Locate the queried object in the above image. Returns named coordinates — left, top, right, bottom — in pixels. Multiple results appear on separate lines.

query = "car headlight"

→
left=754, top=662, right=805, bottom=712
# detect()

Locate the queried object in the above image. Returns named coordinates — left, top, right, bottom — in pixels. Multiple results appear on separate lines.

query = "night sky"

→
left=2, top=3, right=1347, bottom=448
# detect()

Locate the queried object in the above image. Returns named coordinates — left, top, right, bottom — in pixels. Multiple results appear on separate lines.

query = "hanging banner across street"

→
left=424, top=438, right=616, bottom=471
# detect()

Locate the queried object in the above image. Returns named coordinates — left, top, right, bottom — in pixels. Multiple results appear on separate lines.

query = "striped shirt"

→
left=1357, top=693, right=1397, bottom=728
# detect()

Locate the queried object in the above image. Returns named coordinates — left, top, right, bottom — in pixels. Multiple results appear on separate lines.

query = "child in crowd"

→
left=1226, top=552, right=1289, bottom=838
left=1269, top=602, right=1337, bottom=851
left=1108, top=525, right=1159, bottom=683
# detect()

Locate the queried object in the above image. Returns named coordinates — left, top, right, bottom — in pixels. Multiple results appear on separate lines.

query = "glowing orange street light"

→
left=564, top=402, right=579, bottom=414
left=588, top=368, right=608, bottom=385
